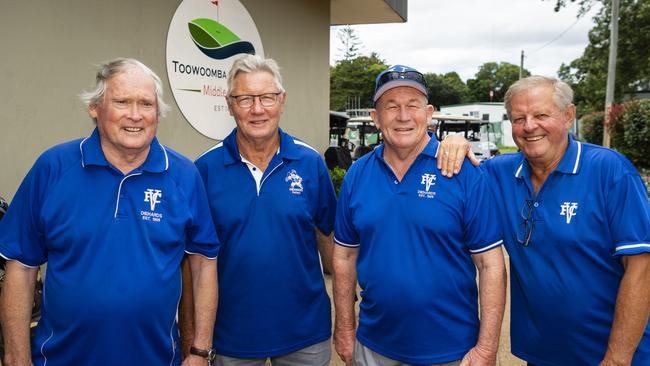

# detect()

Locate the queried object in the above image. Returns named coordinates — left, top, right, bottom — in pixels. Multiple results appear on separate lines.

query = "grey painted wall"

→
left=0, top=0, right=330, bottom=201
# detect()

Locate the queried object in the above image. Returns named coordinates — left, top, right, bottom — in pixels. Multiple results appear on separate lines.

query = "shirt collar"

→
left=514, top=134, right=582, bottom=178
left=372, top=133, right=438, bottom=160
left=80, top=127, right=169, bottom=173
left=222, top=127, right=299, bottom=166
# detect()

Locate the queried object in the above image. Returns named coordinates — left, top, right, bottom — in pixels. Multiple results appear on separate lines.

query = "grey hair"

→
left=79, top=58, right=171, bottom=119
left=504, top=75, right=574, bottom=117
left=226, top=54, right=285, bottom=94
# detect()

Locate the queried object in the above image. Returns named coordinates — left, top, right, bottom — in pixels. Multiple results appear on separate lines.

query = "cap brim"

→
left=373, top=80, right=428, bottom=103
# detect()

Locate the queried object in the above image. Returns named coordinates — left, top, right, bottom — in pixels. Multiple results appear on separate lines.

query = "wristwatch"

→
left=190, top=346, right=217, bottom=365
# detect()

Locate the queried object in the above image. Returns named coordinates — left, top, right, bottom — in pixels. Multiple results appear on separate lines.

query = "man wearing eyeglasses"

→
left=438, top=76, right=650, bottom=365
left=332, top=65, right=506, bottom=366
left=180, top=54, right=337, bottom=366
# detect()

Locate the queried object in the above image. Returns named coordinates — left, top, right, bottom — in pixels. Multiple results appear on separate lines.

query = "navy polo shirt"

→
left=0, top=128, right=219, bottom=366
left=482, top=135, right=650, bottom=365
left=195, top=128, right=337, bottom=358
left=334, top=136, right=503, bottom=364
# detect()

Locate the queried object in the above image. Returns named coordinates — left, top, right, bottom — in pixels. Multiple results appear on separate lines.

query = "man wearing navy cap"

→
left=181, top=54, right=337, bottom=366
left=332, top=65, right=506, bottom=366
left=438, top=76, right=650, bottom=365
left=0, top=58, right=219, bottom=366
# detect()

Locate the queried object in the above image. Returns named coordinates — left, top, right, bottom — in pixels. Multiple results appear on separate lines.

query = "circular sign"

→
left=166, top=0, right=264, bottom=139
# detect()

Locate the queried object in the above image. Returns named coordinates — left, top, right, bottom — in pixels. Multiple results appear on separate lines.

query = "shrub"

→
left=329, top=167, right=347, bottom=196
left=579, top=111, right=604, bottom=145
left=612, top=100, right=650, bottom=169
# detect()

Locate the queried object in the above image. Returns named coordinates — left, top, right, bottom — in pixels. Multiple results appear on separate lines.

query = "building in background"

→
left=0, top=0, right=407, bottom=201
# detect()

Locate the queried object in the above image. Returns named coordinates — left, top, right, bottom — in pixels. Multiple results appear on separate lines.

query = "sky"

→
left=330, top=0, right=602, bottom=82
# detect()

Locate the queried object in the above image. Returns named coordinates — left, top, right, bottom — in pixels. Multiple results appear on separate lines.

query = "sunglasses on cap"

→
left=375, top=70, right=427, bottom=91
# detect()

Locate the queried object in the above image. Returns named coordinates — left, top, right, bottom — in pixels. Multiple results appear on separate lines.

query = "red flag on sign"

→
left=211, top=0, right=218, bottom=6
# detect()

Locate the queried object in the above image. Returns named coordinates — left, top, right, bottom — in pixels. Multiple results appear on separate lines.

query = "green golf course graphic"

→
left=189, top=18, right=255, bottom=59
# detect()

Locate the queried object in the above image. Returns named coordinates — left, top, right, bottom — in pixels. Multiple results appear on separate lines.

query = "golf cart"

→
left=343, top=115, right=381, bottom=160
left=430, top=114, right=499, bottom=161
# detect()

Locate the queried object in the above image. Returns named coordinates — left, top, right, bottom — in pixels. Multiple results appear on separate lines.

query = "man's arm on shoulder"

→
left=181, top=254, right=217, bottom=366
left=600, top=253, right=650, bottom=366
left=437, top=134, right=480, bottom=177
left=460, top=247, right=506, bottom=366
left=332, top=244, right=359, bottom=366
left=1, top=260, right=38, bottom=366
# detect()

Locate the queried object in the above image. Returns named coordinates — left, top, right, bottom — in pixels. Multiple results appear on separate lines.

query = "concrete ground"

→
left=323, top=256, right=525, bottom=366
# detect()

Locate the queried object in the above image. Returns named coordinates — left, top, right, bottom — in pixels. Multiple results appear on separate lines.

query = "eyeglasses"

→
left=376, top=70, right=427, bottom=92
left=228, top=92, right=282, bottom=108
left=516, top=199, right=537, bottom=247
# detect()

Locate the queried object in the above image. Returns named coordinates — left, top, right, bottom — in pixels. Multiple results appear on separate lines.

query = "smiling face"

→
left=371, top=86, right=434, bottom=156
left=228, top=70, right=285, bottom=145
left=89, top=68, right=158, bottom=164
left=509, top=85, right=575, bottom=169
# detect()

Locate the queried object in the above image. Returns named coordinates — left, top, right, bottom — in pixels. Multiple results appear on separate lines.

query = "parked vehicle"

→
left=430, top=114, right=499, bottom=160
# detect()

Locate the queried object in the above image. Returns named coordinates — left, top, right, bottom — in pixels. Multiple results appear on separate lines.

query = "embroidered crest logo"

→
left=285, top=170, right=304, bottom=195
left=418, top=173, right=437, bottom=199
left=144, top=189, right=163, bottom=211
left=560, top=202, right=578, bottom=224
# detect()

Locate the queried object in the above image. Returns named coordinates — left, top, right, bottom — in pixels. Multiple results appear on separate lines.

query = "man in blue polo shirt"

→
left=180, top=55, right=337, bottom=366
left=332, top=65, right=506, bottom=366
left=438, top=76, right=650, bottom=365
left=0, top=58, right=219, bottom=366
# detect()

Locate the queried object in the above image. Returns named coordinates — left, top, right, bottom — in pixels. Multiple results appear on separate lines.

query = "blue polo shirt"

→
left=195, top=128, right=337, bottom=358
left=482, top=135, right=650, bottom=366
left=0, top=128, right=219, bottom=366
left=334, top=136, right=503, bottom=364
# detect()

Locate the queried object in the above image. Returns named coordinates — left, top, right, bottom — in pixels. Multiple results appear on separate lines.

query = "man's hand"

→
left=437, top=134, right=478, bottom=177
left=181, top=354, right=208, bottom=366
left=333, top=327, right=355, bottom=366
left=459, top=344, right=497, bottom=366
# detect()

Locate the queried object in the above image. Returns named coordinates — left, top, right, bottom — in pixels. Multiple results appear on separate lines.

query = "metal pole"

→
left=603, top=0, right=620, bottom=147
left=520, top=50, right=524, bottom=79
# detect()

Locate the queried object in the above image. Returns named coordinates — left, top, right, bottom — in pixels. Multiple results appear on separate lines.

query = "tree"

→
left=466, top=62, right=530, bottom=102
left=424, top=72, right=471, bottom=109
left=336, top=25, right=362, bottom=61
left=330, top=53, right=388, bottom=111
left=555, top=0, right=650, bottom=116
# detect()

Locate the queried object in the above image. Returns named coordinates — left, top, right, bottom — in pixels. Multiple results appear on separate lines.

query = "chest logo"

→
left=285, top=170, right=304, bottom=195
left=144, top=189, right=163, bottom=211
left=418, top=173, right=437, bottom=199
left=560, top=202, right=578, bottom=224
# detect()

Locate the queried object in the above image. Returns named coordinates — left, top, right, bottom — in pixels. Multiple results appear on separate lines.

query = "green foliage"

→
left=424, top=72, right=471, bottom=108
left=329, top=167, right=347, bottom=196
left=557, top=0, right=650, bottom=115
left=330, top=53, right=388, bottom=111
left=579, top=111, right=605, bottom=144
left=466, top=62, right=530, bottom=102
left=498, top=146, right=519, bottom=154
left=611, top=100, right=650, bottom=168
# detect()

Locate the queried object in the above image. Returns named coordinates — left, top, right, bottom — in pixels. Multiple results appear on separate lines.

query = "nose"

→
left=128, top=103, right=143, bottom=121
left=397, top=105, right=410, bottom=121
left=250, top=97, right=265, bottom=114
left=522, top=116, right=538, bottom=132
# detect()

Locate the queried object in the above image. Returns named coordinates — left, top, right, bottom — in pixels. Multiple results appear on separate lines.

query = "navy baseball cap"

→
left=373, top=65, right=428, bottom=103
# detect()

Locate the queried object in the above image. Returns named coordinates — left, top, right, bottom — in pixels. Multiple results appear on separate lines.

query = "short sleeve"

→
left=0, top=158, right=50, bottom=266
left=184, top=167, right=220, bottom=258
left=462, top=168, right=503, bottom=254
left=314, top=158, right=337, bottom=235
left=333, top=174, right=360, bottom=248
left=608, top=172, right=650, bottom=257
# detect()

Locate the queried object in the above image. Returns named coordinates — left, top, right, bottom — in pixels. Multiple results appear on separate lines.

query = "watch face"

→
left=207, top=350, right=217, bottom=361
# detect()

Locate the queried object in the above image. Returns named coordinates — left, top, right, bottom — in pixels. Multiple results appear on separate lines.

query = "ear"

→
left=279, top=91, right=288, bottom=114
left=226, top=96, right=235, bottom=117
left=564, top=103, right=576, bottom=130
left=370, top=108, right=381, bottom=129
left=88, top=103, right=99, bottom=120
left=426, top=104, right=435, bottom=120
